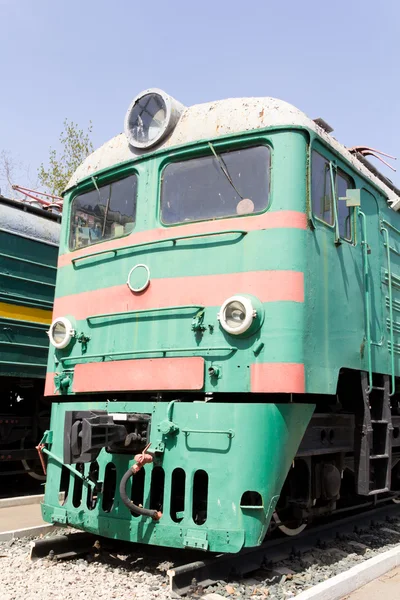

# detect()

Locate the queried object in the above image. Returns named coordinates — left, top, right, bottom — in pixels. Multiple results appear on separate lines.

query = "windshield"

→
left=69, top=174, right=137, bottom=250
left=160, top=145, right=270, bottom=225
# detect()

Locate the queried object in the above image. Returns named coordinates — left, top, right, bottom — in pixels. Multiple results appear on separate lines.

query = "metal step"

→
left=367, top=487, right=390, bottom=495
left=370, top=454, right=389, bottom=460
left=355, top=373, right=392, bottom=496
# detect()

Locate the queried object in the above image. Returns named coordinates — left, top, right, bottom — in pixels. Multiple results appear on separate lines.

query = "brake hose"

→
left=119, top=446, right=162, bottom=520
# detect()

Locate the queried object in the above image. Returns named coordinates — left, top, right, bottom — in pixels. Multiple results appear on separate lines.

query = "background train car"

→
left=41, top=89, right=400, bottom=551
left=0, top=195, right=60, bottom=480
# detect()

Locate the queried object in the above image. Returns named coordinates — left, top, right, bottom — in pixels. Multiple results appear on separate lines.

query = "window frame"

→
left=67, top=165, right=139, bottom=252
left=157, top=136, right=273, bottom=228
left=335, top=167, right=354, bottom=242
left=310, top=145, right=356, bottom=244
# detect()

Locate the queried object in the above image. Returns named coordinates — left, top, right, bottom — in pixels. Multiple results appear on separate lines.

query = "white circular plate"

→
left=127, top=263, right=151, bottom=293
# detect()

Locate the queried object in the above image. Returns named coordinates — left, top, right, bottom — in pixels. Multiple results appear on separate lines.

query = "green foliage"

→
left=38, top=119, right=94, bottom=196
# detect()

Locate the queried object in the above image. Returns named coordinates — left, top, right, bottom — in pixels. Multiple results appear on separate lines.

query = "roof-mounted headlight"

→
left=218, top=295, right=260, bottom=336
left=47, top=317, right=75, bottom=349
left=124, top=88, right=185, bottom=150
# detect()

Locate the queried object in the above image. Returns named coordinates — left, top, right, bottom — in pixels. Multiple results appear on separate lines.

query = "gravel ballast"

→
left=2, top=517, right=400, bottom=599
left=0, top=533, right=171, bottom=600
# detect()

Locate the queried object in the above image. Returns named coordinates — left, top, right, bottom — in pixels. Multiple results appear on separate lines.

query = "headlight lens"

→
left=218, top=295, right=256, bottom=335
left=48, top=317, right=75, bottom=349
left=52, top=321, right=67, bottom=344
left=127, top=92, right=167, bottom=146
left=124, top=88, right=185, bottom=150
left=224, top=300, right=246, bottom=329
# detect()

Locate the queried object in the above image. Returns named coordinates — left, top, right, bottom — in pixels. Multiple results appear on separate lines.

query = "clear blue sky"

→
left=1, top=0, right=399, bottom=192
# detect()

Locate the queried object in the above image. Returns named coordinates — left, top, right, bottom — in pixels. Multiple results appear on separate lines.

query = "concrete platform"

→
left=343, top=565, right=400, bottom=599
left=0, top=494, right=56, bottom=540
left=0, top=502, right=44, bottom=533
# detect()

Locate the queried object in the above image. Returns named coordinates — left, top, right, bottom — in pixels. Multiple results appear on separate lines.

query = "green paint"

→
left=43, top=401, right=314, bottom=553
left=0, top=227, right=58, bottom=378
left=43, top=119, right=400, bottom=552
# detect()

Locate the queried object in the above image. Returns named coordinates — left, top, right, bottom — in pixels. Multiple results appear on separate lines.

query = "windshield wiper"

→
left=208, top=142, right=243, bottom=200
left=91, top=175, right=111, bottom=237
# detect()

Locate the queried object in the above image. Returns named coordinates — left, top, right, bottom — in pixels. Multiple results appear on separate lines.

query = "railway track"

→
left=28, top=500, right=400, bottom=596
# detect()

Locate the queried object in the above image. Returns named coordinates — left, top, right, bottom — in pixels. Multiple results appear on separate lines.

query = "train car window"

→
left=160, top=146, right=270, bottom=225
left=69, top=174, right=137, bottom=250
left=311, top=151, right=333, bottom=225
left=336, top=170, right=353, bottom=241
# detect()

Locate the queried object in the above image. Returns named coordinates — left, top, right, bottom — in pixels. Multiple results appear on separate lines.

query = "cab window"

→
left=160, top=146, right=270, bottom=225
left=311, top=151, right=333, bottom=225
left=69, top=174, right=137, bottom=250
left=311, top=150, right=353, bottom=241
left=336, top=170, right=352, bottom=240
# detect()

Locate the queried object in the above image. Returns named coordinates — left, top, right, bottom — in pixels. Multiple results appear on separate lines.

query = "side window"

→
left=336, top=170, right=352, bottom=240
left=311, top=149, right=354, bottom=242
left=312, top=151, right=333, bottom=225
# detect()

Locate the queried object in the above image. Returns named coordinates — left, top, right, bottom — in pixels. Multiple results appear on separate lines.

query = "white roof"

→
left=66, top=96, right=400, bottom=211
left=0, top=201, right=60, bottom=245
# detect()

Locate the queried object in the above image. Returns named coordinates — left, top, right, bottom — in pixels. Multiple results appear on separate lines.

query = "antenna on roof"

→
left=11, top=185, right=63, bottom=214
left=313, top=118, right=334, bottom=134
left=348, top=146, right=397, bottom=172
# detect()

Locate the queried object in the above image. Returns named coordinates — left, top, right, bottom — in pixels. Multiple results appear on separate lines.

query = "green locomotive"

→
left=41, top=89, right=400, bottom=550
left=0, top=195, right=60, bottom=479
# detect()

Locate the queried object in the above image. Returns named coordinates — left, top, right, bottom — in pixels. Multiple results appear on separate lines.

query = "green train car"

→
left=41, top=89, right=400, bottom=551
left=0, top=196, right=60, bottom=479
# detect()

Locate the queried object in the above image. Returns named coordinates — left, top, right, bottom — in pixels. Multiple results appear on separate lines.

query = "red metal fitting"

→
left=131, top=443, right=154, bottom=473
left=36, top=443, right=47, bottom=475
left=132, top=452, right=154, bottom=473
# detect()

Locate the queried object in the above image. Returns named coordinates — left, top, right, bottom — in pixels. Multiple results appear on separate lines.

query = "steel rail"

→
left=27, top=499, right=400, bottom=595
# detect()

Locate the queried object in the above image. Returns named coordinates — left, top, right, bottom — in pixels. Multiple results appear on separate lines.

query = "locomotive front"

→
left=42, top=90, right=314, bottom=552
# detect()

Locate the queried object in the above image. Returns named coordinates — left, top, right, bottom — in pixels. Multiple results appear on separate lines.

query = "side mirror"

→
left=339, top=189, right=361, bottom=207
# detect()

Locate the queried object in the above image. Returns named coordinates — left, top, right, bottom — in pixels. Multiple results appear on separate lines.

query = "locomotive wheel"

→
left=272, top=510, right=307, bottom=536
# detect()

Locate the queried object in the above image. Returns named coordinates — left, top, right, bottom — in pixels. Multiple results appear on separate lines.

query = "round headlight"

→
left=48, top=317, right=75, bottom=349
left=124, top=88, right=184, bottom=150
left=218, top=296, right=256, bottom=335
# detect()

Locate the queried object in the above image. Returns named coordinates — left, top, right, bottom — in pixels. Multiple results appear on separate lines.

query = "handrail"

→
left=359, top=209, right=372, bottom=393
left=60, top=345, right=236, bottom=365
left=382, top=270, right=400, bottom=290
left=381, top=219, right=400, bottom=237
left=40, top=447, right=95, bottom=488
left=383, top=242, right=400, bottom=258
left=386, top=297, right=400, bottom=313
left=381, top=225, right=396, bottom=396
left=87, top=304, right=205, bottom=323
left=182, top=428, right=234, bottom=437
left=71, top=229, right=247, bottom=266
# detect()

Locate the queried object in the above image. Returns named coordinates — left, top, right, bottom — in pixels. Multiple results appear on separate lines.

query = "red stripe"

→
left=73, top=357, right=205, bottom=392
left=53, top=270, right=304, bottom=320
left=251, top=363, right=305, bottom=393
left=58, top=211, right=307, bottom=268
left=44, top=372, right=59, bottom=396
